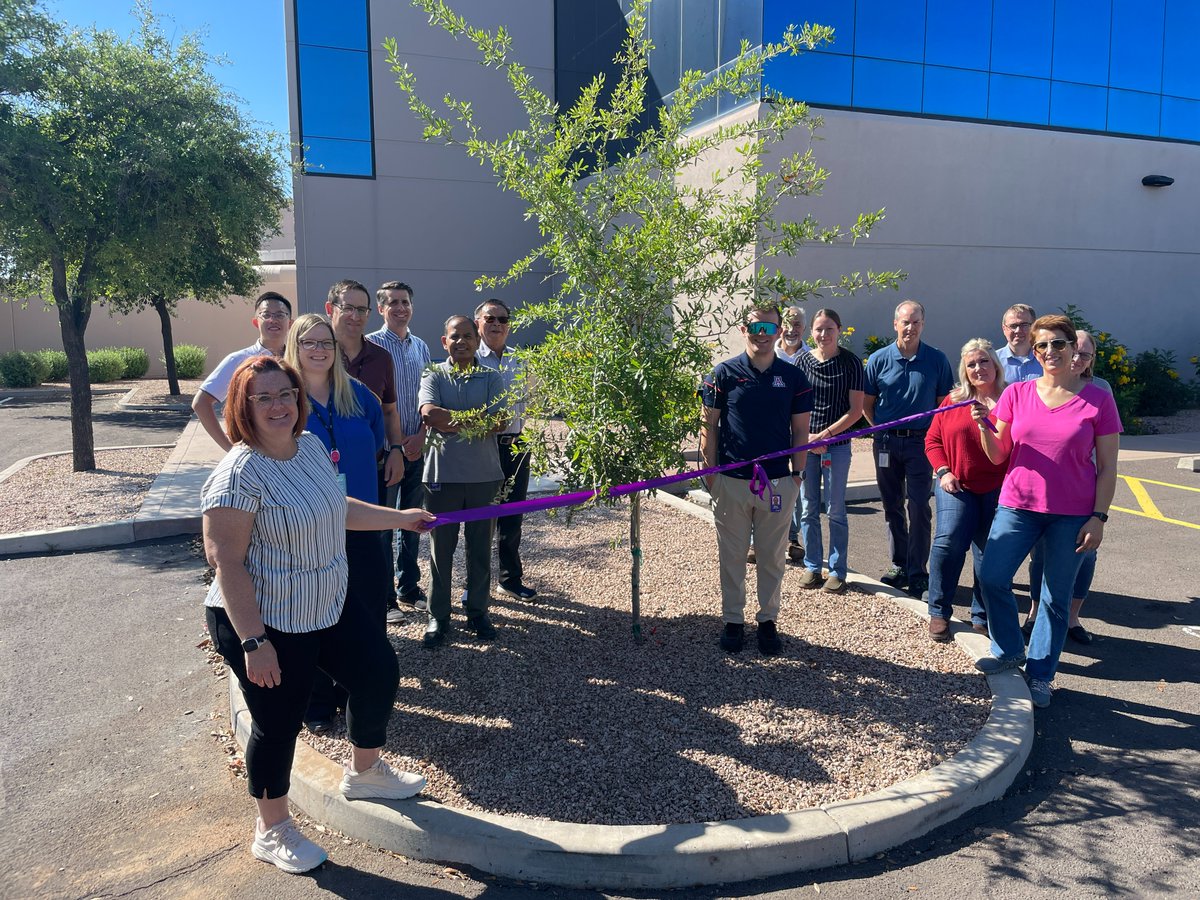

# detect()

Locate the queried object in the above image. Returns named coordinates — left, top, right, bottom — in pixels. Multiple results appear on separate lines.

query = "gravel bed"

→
left=303, top=500, right=990, bottom=826
left=122, top=378, right=203, bottom=406
left=1140, top=407, right=1200, bottom=435
left=0, top=448, right=171, bottom=534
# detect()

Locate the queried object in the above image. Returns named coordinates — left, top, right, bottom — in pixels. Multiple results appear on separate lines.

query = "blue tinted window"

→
left=1050, top=81, right=1107, bottom=130
left=1110, top=0, right=1164, bottom=93
left=1107, top=88, right=1160, bottom=135
left=854, top=57, right=923, bottom=113
left=923, top=65, right=988, bottom=118
left=854, top=0, right=923, bottom=64
left=298, top=46, right=372, bottom=141
left=1052, top=0, right=1111, bottom=86
left=301, top=138, right=373, bottom=177
left=682, top=0, right=718, bottom=75
left=989, top=74, right=1050, bottom=124
left=992, top=0, right=1053, bottom=78
left=1160, top=96, right=1200, bottom=141
left=765, top=0, right=854, bottom=53
left=720, top=0, right=762, bottom=65
left=647, top=0, right=682, bottom=94
left=295, top=0, right=367, bottom=51
left=764, top=51, right=852, bottom=106
left=925, top=0, right=990, bottom=71
left=1163, top=0, right=1200, bottom=99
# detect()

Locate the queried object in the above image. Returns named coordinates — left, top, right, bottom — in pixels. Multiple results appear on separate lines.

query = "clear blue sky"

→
left=46, top=0, right=289, bottom=139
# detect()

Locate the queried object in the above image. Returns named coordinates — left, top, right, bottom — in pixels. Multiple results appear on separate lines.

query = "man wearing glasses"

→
left=368, top=281, right=433, bottom=619
left=192, top=291, right=293, bottom=451
left=325, top=279, right=406, bottom=499
left=701, top=304, right=812, bottom=656
left=474, top=298, right=539, bottom=602
left=996, top=303, right=1043, bottom=383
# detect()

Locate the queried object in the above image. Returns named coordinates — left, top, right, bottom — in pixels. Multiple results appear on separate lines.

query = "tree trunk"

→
left=629, top=492, right=644, bottom=643
left=153, top=295, right=180, bottom=396
left=52, top=255, right=95, bottom=472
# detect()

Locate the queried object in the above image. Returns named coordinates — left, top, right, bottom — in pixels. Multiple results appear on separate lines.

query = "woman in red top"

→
left=923, top=339, right=1008, bottom=641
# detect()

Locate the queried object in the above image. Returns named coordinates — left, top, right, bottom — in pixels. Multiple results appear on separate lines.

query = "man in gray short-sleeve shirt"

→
left=418, top=315, right=507, bottom=647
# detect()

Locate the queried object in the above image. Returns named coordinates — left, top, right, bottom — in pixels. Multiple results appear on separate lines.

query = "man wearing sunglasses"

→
left=863, top=300, right=954, bottom=598
left=996, top=303, right=1043, bottom=383
left=701, top=305, right=813, bottom=656
left=475, top=298, right=540, bottom=602
left=192, top=291, right=293, bottom=452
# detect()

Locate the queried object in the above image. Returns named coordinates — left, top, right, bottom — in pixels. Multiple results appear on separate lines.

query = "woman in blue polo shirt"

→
left=285, top=314, right=391, bottom=732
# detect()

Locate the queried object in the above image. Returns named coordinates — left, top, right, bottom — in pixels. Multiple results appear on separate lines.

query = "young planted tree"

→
left=0, top=3, right=286, bottom=468
left=389, top=0, right=901, bottom=638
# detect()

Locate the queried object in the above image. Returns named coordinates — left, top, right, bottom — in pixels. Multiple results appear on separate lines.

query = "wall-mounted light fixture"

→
left=1142, top=174, right=1174, bottom=187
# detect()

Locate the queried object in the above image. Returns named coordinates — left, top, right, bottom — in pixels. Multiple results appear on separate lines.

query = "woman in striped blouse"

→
left=202, top=356, right=433, bottom=874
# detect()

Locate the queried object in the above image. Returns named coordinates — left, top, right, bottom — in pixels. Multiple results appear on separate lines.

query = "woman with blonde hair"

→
left=923, top=338, right=1008, bottom=641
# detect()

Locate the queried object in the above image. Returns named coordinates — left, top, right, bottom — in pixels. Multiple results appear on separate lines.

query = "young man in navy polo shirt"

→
left=863, top=300, right=954, bottom=598
left=701, top=305, right=813, bottom=655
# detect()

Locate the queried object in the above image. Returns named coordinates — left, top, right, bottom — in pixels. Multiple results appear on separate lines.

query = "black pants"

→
left=207, top=591, right=399, bottom=799
left=304, top=529, right=391, bottom=723
left=873, top=432, right=934, bottom=577
left=496, top=438, right=530, bottom=588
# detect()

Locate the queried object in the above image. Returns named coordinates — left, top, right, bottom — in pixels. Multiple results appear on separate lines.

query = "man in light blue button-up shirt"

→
left=995, top=303, right=1043, bottom=384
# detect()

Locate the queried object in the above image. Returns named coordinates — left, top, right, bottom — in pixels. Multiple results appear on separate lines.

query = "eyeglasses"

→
left=1072, top=351, right=1095, bottom=361
left=249, top=388, right=300, bottom=407
left=1033, top=339, right=1073, bottom=353
left=257, top=311, right=290, bottom=321
left=746, top=321, right=780, bottom=336
left=334, top=302, right=371, bottom=317
left=298, top=339, right=336, bottom=351
left=482, top=314, right=510, bottom=325
left=1004, top=321, right=1032, bottom=331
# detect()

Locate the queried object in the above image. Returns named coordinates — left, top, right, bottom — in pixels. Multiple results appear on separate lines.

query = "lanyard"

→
left=308, top=397, right=340, bottom=466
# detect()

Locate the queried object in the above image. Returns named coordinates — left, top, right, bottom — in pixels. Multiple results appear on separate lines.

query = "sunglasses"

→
left=746, top=321, right=780, bottom=336
left=1033, top=339, right=1074, bottom=353
left=482, top=314, right=510, bottom=325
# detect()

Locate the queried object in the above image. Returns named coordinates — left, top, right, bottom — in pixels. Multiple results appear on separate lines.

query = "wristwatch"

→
left=1091, top=511, right=1109, bottom=523
left=935, top=467, right=951, bottom=478
left=388, top=444, right=404, bottom=453
left=241, top=634, right=269, bottom=652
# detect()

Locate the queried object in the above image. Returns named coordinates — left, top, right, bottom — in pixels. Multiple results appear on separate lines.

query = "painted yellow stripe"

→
left=1110, top=504, right=1200, bottom=531
left=1118, top=475, right=1200, bottom=495
left=1120, top=476, right=1166, bottom=519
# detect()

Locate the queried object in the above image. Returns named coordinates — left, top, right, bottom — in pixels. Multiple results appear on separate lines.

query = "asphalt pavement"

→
left=1, top=458, right=1197, bottom=898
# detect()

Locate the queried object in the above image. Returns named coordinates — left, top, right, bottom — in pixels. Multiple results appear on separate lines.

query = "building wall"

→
left=288, top=0, right=557, bottom=345
left=763, top=106, right=1199, bottom=364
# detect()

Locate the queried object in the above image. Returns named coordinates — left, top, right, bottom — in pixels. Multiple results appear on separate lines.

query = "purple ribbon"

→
left=427, top=398, right=980, bottom=528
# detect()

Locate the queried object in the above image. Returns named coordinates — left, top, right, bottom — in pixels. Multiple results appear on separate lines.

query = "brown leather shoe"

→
left=928, top=617, right=951, bottom=642
left=746, top=547, right=757, bottom=565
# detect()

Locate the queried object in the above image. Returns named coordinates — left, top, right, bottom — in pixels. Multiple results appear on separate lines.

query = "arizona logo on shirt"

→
left=772, top=375, right=787, bottom=388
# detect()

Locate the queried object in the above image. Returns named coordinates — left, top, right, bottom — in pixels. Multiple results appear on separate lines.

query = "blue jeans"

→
left=1029, top=542, right=1097, bottom=603
left=800, top=442, right=852, bottom=578
left=979, top=506, right=1088, bottom=682
left=388, top=455, right=426, bottom=596
left=927, top=481, right=998, bottom=625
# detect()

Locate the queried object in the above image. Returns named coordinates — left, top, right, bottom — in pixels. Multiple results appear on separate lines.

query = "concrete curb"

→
left=224, top=491, right=1033, bottom=889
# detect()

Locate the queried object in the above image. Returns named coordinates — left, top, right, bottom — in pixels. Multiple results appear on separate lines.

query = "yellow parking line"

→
left=1118, top=475, right=1200, bottom=494
left=1110, top=504, right=1200, bottom=531
left=1120, top=476, right=1166, bottom=519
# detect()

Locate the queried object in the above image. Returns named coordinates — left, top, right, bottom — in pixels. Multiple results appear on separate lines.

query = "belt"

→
left=498, top=433, right=522, bottom=446
left=880, top=428, right=927, bottom=438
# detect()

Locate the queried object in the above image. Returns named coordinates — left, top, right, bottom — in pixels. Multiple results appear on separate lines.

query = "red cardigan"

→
left=925, top=397, right=1007, bottom=494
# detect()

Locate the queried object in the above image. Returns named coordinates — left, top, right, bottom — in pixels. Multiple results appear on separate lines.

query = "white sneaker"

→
left=251, top=816, right=327, bottom=874
left=340, top=757, right=426, bottom=801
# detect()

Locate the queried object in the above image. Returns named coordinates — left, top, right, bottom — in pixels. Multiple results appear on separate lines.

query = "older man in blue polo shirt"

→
left=863, top=300, right=954, bottom=598
left=701, top=305, right=813, bottom=656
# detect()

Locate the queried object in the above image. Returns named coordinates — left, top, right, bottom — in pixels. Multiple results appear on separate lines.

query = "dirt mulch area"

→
left=0, top=447, right=172, bottom=534
left=120, top=378, right=203, bottom=407
left=303, top=500, right=991, bottom=826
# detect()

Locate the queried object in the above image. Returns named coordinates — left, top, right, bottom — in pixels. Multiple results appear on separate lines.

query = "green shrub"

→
left=87, top=348, right=126, bottom=383
left=861, top=333, right=890, bottom=362
left=36, top=349, right=69, bottom=381
left=1131, top=349, right=1191, bottom=417
left=109, top=346, right=149, bottom=379
left=170, top=344, right=207, bottom=379
left=0, top=350, right=51, bottom=387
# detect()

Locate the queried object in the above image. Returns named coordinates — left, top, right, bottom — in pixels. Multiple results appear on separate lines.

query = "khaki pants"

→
left=711, top=473, right=801, bottom=625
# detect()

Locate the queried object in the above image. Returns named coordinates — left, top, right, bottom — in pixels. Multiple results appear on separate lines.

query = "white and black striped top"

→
left=797, top=349, right=865, bottom=445
left=201, top=431, right=349, bottom=633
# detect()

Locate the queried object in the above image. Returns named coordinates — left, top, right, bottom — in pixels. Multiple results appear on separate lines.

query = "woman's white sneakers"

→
left=340, top=757, right=427, bottom=800
left=252, top=816, right=327, bottom=874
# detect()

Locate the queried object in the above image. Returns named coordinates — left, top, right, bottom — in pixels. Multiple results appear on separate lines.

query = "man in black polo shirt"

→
left=701, top=304, right=813, bottom=656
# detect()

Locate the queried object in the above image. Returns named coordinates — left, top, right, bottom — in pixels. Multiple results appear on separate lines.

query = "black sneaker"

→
left=466, top=614, right=497, bottom=640
left=880, top=566, right=907, bottom=588
left=757, top=620, right=782, bottom=656
left=496, top=582, right=539, bottom=602
left=906, top=574, right=929, bottom=599
left=398, top=586, right=428, bottom=611
left=719, top=622, right=745, bottom=653
left=423, top=617, right=450, bottom=648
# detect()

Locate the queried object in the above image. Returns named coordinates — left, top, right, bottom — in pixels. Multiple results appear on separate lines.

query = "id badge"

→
left=770, top=493, right=782, bottom=512
left=821, top=451, right=832, bottom=468
left=878, top=451, right=890, bottom=468
left=427, top=482, right=441, bottom=493
left=336, top=473, right=348, bottom=495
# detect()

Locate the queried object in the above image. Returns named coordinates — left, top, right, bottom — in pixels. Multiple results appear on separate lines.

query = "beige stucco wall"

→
left=1, top=264, right=297, bottom=379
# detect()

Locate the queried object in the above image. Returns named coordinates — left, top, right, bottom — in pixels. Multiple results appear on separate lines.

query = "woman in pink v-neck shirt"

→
left=969, top=314, right=1121, bottom=710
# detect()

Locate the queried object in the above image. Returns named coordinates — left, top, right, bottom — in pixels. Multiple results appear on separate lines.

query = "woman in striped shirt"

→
left=202, top=356, right=433, bottom=874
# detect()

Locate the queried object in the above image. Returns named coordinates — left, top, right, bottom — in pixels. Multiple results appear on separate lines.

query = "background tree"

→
left=0, top=2, right=287, bottom=469
left=391, top=0, right=902, bottom=638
